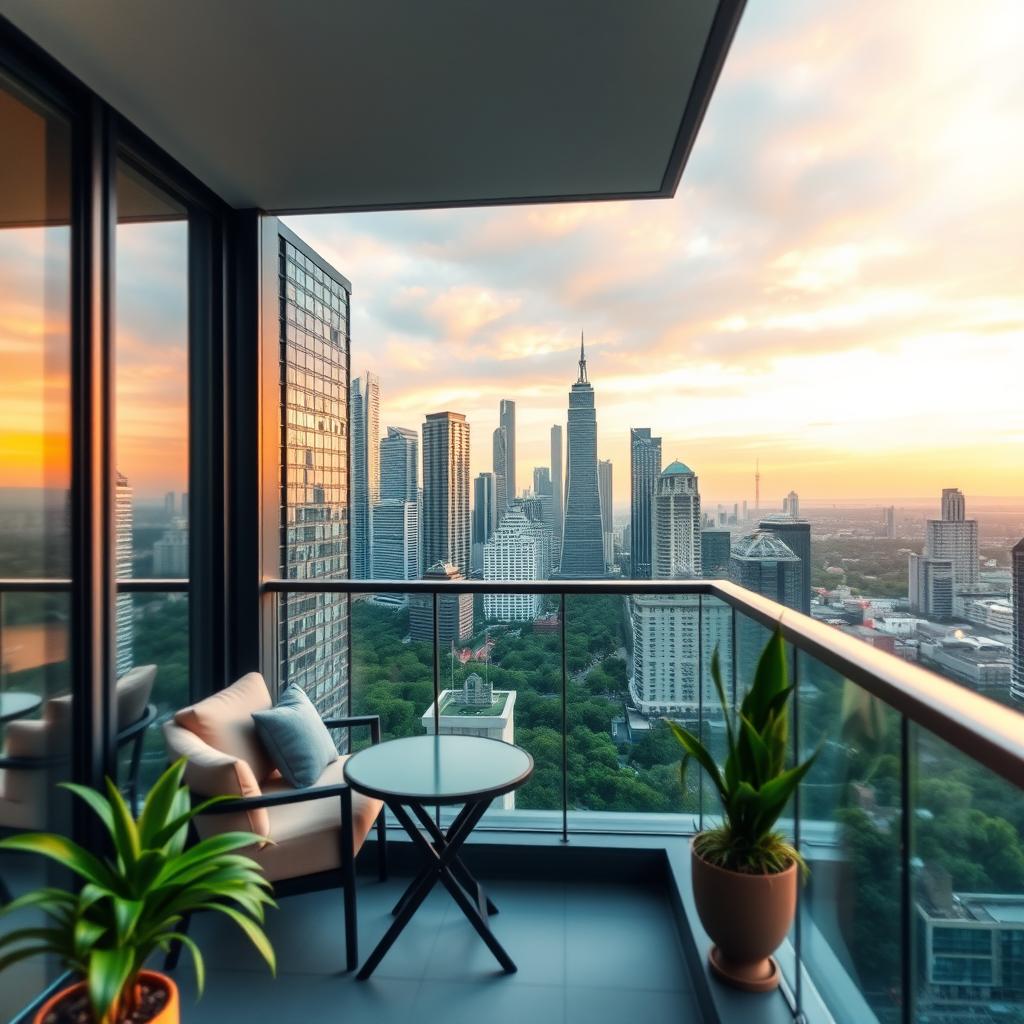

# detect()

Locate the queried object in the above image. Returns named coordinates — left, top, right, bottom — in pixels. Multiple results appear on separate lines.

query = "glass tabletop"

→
left=0, top=691, right=43, bottom=723
left=343, top=735, right=534, bottom=804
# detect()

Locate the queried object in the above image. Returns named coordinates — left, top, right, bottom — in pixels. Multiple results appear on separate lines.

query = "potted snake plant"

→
left=666, top=628, right=818, bottom=992
left=0, top=758, right=275, bottom=1023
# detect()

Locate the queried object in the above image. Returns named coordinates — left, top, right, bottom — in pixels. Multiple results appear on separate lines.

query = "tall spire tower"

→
left=558, top=334, right=604, bottom=578
left=577, top=331, right=588, bottom=384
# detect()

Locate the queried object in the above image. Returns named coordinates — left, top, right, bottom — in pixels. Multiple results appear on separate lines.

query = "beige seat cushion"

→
left=163, top=720, right=270, bottom=838
left=250, top=757, right=383, bottom=882
left=174, top=672, right=273, bottom=782
left=0, top=720, right=52, bottom=830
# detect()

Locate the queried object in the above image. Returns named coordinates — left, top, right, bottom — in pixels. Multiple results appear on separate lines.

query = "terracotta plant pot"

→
left=690, top=838, right=797, bottom=993
left=34, top=970, right=179, bottom=1024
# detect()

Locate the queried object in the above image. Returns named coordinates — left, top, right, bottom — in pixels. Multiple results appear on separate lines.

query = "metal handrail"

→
left=262, top=576, right=1024, bottom=790
left=0, top=578, right=188, bottom=593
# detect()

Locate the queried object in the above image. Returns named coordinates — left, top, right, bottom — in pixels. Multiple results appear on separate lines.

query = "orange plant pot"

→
left=34, top=970, right=179, bottom=1024
left=690, top=838, right=797, bottom=993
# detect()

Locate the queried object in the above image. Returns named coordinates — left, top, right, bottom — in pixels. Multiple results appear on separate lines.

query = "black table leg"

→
left=357, top=798, right=516, bottom=980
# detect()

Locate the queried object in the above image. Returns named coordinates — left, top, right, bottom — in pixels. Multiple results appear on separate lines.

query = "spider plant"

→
left=665, top=627, right=819, bottom=875
left=0, top=758, right=275, bottom=1024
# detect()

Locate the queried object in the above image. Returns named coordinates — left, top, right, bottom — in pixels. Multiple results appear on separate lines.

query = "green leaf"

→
left=137, top=758, right=187, bottom=848
left=0, top=833, right=116, bottom=890
left=165, top=931, right=206, bottom=996
left=663, top=718, right=725, bottom=799
left=88, top=946, right=136, bottom=1024
left=741, top=627, right=788, bottom=728
left=59, top=784, right=116, bottom=839
left=105, top=777, right=141, bottom=867
left=0, top=887, right=77, bottom=919
left=204, top=903, right=276, bottom=975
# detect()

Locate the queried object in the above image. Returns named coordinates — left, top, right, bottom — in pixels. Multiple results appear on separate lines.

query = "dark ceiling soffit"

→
left=3, top=1, right=747, bottom=219
left=268, top=0, right=749, bottom=216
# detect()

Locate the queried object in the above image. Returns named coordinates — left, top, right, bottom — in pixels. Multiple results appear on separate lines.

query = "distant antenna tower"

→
left=755, top=459, right=761, bottom=514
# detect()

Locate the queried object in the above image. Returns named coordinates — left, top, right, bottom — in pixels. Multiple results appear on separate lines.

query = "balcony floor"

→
left=172, top=874, right=702, bottom=1024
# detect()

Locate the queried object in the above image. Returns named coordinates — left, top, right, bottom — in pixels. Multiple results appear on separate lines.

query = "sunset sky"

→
left=2, top=0, right=1021, bottom=509
left=286, top=0, right=1024, bottom=510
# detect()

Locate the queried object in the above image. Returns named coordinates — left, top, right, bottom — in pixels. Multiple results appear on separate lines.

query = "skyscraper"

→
left=532, top=466, right=554, bottom=549
left=759, top=513, right=812, bottom=614
left=598, top=459, right=614, bottom=570
left=550, top=424, right=564, bottom=565
left=941, top=487, right=966, bottom=522
left=483, top=502, right=551, bottom=621
left=925, top=488, right=979, bottom=589
left=349, top=371, right=380, bottom=579
left=652, top=462, right=701, bottom=579
left=1011, top=538, right=1023, bottom=704
left=422, top=411, right=471, bottom=577
left=278, top=230, right=349, bottom=722
left=701, top=528, right=731, bottom=579
left=630, top=461, right=731, bottom=716
left=370, top=500, right=418, bottom=607
left=884, top=505, right=896, bottom=538
left=783, top=490, right=799, bottom=518
left=730, top=531, right=802, bottom=610
left=115, top=472, right=134, bottom=676
left=558, top=336, right=605, bottom=578
left=472, top=472, right=497, bottom=577
left=492, top=426, right=508, bottom=517
left=379, top=426, right=418, bottom=501
left=499, top=399, right=516, bottom=503
left=909, top=552, right=954, bottom=620
left=630, top=427, right=662, bottom=579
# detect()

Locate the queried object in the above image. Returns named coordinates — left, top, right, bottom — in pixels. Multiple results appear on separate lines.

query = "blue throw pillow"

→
left=252, top=684, right=338, bottom=788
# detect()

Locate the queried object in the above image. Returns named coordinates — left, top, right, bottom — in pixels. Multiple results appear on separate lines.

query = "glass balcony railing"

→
left=266, top=576, right=1024, bottom=1024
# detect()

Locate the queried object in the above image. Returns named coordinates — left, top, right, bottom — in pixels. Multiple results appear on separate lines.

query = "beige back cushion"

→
left=173, top=672, right=273, bottom=782
left=163, top=720, right=269, bottom=838
left=115, top=664, right=156, bottom=729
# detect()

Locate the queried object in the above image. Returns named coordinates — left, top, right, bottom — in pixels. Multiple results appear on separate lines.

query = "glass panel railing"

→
left=911, top=726, right=1024, bottom=1023
left=0, top=589, right=72, bottom=1020
left=115, top=590, right=189, bottom=802
left=796, top=651, right=902, bottom=1024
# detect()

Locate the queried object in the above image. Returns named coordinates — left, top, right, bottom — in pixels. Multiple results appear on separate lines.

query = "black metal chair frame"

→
left=164, top=715, right=388, bottom=974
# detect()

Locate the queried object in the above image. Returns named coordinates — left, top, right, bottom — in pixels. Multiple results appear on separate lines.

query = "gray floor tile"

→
left=415, top=979, right=566, bottom=1024
left=566, top=984, right=700, bottom=1024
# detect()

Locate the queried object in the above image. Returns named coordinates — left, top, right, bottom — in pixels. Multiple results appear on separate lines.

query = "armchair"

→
left=162, top=673, right=387, bottom=973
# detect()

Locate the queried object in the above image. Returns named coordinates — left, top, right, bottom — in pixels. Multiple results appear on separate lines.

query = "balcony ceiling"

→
left=1, top=0, right=743, bottom=212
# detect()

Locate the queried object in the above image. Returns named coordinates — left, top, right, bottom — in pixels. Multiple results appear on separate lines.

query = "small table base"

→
left=357, top=798, right=515, bottom=980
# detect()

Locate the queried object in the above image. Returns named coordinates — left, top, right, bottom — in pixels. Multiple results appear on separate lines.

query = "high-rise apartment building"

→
left=730, top=530, right=802, bottom=610
left=630, top=462, right=730, bottom=716
left=910, top=552, right=954, bottom=620
left=153, top=519, right=188, bottom=578
left=652, top=462, right=701, bottom=579
left=599, top=459, right=614, bottom=570
left=483, top=503, right=551, bottom=622
left=557, top=336, right=604, bottom=578
left=499, top=399, right=516, bottom=504
left=884, top=505, right=896, bottom=538
left=701, top=528, right=731, bottom=579
left=472, top=472, right=497, bottom=577
left=783, top=490, right=799, bottom=518
left=409, top=561, right=473, bottom=646
left=379, top=426, right=418, bottom=501
left=278, top=230, right=350, bottom=722
left=115, top=472, right=134, bottom=675
left=492, top=426, right=508, bottom=517
left=422, top=411, right=471, bottom=577
left=349, top=371, right=380, bottom=579
left=1012, top=538, right=1023, bottom=704
left=550, top=424, right=564, bottom=565
left=759, top=513, right=812, bottom=614
left=630, top=427, right=662, bottom=579
left=925, top=489, right=979, bottom=590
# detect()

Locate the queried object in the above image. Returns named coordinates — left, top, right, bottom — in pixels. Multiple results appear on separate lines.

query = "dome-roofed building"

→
left=730, top=530, right=802, bottom=610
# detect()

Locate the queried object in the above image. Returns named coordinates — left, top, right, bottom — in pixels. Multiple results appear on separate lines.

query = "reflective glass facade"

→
left=278, top=234, right=350, bottom=720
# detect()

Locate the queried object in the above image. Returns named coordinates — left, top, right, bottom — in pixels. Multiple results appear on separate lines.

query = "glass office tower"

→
left=278, top=230, right=351, bottom=721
